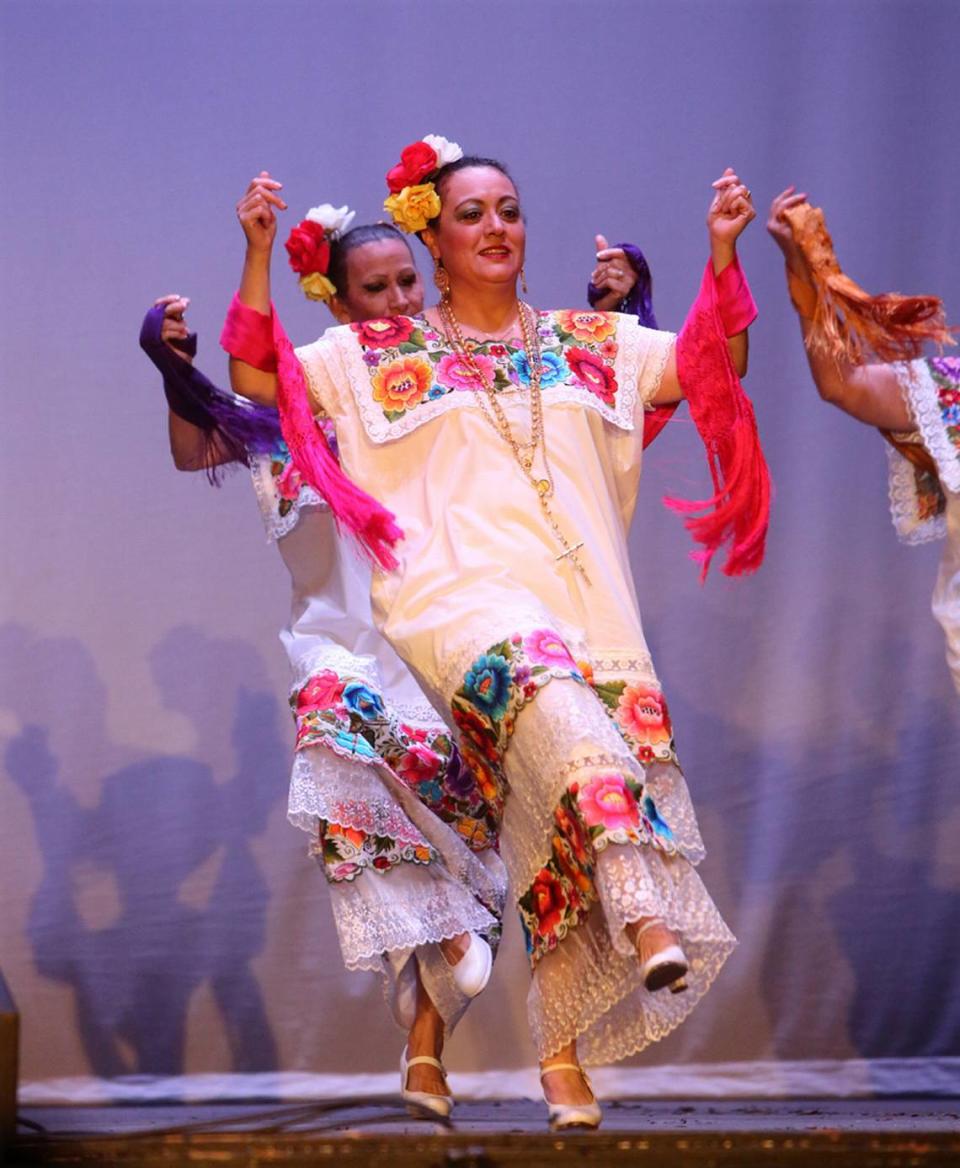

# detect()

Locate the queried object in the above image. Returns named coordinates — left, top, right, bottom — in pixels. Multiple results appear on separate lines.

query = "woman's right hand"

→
left=236, top=171, right=287, bottom=253
left=766, top=186, right=810, bottom=276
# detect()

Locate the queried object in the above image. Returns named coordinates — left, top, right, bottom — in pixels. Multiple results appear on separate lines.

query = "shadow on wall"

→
left=1, top=621, right=285, bottom=1077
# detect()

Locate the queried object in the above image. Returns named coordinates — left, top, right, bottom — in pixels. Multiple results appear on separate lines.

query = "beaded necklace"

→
left=436, top=296, right=590, bottom=584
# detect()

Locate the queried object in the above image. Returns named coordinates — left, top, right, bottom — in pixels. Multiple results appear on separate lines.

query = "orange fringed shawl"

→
left=781, top=202, right=955, bottom=365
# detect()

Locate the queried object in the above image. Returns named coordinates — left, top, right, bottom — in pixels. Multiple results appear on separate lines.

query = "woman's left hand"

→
left=155, top=294, right=193, bottom=363
left=707, top=167, right=755, bottom=249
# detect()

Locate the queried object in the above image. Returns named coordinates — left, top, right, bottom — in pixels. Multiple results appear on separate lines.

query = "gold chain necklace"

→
left=437, top=297, right=590, bottom=584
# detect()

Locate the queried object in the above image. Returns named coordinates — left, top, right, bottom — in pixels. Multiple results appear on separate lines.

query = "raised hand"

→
left=591, top=234, right=638, bottom=310
left=766, top=185, right=811, bottom=275
left=155, top=293, right=192, bottom=362
left=236, top=171, right=287, bottom=253
left=707, top=167, right=756, bottom=249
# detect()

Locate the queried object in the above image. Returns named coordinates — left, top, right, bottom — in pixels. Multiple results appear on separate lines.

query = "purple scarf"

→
left=139, top=304, right=282, bottom=482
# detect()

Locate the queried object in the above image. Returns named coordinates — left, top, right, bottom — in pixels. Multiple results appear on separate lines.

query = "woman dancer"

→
left=767, top=187, right=958, bottom=693
left=140, top=213, right=509, bottom=1117
left=224, top=138, right=768, bottom=1127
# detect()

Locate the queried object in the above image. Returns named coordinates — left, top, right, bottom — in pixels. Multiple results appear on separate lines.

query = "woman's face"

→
left=332, top=237, right=424, bottom=324
left=425, top=166, right=525, bottom=292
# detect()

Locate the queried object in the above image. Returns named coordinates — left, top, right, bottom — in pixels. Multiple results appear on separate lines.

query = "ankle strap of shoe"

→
left=540, top=1062, right=586, bottom=1079
left=406, top=1055, right=446, bottom=1072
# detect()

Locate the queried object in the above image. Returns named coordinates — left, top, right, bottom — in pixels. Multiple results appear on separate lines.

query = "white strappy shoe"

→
left=443, top=932, right=493, bottom=998
left=540, top=1062, right=602, bottom=1130
left=635, top=918, right=689, bottom=993
left=400, top=1046, right=454, bottom=1119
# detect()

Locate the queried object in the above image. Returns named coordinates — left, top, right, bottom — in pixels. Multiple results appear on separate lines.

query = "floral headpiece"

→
left=284, top=203, right=357, bottom=302
left=383, top=134, right=463, bottom=234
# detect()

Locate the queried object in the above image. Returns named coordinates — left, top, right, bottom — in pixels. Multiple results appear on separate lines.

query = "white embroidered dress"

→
left=296, top=310, right=736, bottom=1064
left=888, top=356, right=960, bottom=694
left=249, top=443, right=506, bottom=1028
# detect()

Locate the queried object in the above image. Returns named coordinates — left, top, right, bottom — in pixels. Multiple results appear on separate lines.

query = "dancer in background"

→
left=224, top=135, right=768, bottom=1128
left=140, top=212, right=508, bottom=1119
left=767, top=187, right=958, bottom=693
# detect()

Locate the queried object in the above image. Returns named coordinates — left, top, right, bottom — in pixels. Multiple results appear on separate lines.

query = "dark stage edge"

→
left=9, top=1099, right=960, bottom=1167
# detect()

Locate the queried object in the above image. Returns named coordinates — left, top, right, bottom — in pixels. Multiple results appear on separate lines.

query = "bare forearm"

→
left=239, top=246, right=272, bottom=314
left=796, top=314, right=914, bottom=431
left=228, top=356, right=277, bottom=406
left=168, top=410, right=235, bottom=472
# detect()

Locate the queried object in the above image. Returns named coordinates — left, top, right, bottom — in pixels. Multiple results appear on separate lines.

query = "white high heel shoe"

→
left=635, top=919, right=689, bottom=993
left=400, top=1045, right=453, bottom=1119
left=443, top=932, right=493, bottom=998
left=540, top=1062, right=602, bottom=1130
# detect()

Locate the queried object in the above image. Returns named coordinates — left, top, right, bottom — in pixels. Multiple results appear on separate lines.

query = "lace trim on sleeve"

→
left=249, top=452, right=325, bottom=543
left=616, top=319, right=674, bottom=417
left=885, top=441, right=946, bottom=545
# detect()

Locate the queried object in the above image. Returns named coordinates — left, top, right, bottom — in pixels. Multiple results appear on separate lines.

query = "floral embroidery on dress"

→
left=592, top=678, right=679, bottom=767
left=451, top=630, right=586, bottom=843
left=348, top=312, right=623, bottom=428
left=930, top=356, right=960, bottom=455
left=316, top=819, right=435, bottom=884
left=291, top=666, right=499, bottom=853
left=517, top=770, right=676, bottom=965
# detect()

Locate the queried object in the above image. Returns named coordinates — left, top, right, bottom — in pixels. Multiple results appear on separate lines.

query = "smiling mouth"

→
left=479, top=247, right=511, bottom=258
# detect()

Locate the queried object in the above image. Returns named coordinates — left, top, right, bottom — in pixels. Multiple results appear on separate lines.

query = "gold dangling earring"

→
left=433, top=257, right=450, bottom=301
left=520, top=265, right=529, bottom=295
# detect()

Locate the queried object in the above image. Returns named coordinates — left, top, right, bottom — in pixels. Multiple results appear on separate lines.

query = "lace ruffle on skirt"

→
left=504, top=678, right=735, bottom=1063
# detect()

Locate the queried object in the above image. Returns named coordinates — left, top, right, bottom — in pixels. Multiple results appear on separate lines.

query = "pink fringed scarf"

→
left=221, top=295, right=403, bottom=570
left=665, top=260, right=770, bottom=579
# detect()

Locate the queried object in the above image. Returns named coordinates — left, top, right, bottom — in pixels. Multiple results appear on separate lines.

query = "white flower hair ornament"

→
left=284, top=203, right=358, bottom=303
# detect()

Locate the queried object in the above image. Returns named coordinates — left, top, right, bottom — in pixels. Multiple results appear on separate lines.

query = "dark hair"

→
left=424, top=155, right=518, bottom=236
left=328, top=222, right=414, bottom=296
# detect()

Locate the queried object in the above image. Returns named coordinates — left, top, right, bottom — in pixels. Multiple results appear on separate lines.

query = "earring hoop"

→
left=433, top=258, right=450, bottom=299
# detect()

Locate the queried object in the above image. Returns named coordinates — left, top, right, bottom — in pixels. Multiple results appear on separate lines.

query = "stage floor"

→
left=8, top=1098, right=960, bottom=1166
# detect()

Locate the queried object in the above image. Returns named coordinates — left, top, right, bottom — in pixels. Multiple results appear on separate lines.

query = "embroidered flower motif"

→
left=615, top=684, right=672, bottom=745
left=275, top=458, right=303, bottom=502
left=342, top=682, right=387, bottom=721
left=930, top=356, right=960, bottom=381
left=371, top=355, right=434, bottom=415
left=643, top=793, right=675, bottom=841
left=511, top=349, right=570, bottom=389
left=567, top=346, right=618, bottom=406
left=352, top=317, right=416, bottom=349
left=437, top=351, right=496, bottom=391
left=333, top=729, right=379, bottom=758
left=462, top=653, right=512, bottom=721
left=554, top=802, right=592, bottom=868
left=577, top=772, right=640, bottom=832
left=555, top=310, right=616, bottom=344
left=523, top=629, right=577, bottom=670
left=443, top=748, right=479, bottom=799
left=530, top=866, right=568, bottom=938
left=327, top=822, right=367, bottom=849
left=396, top=742, right=443, bottom=784
left=296, top=670, right=346, bottom=712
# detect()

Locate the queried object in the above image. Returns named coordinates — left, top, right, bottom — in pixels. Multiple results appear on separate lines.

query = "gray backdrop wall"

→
left=2, top=0, right=958, bottom=1102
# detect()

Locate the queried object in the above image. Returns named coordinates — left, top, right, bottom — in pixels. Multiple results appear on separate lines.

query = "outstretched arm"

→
left=766, top=186, right=913, bottom=431
left=652, top=167, right=755, bottom=404
left=228, top=171, right=287, bottom=406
